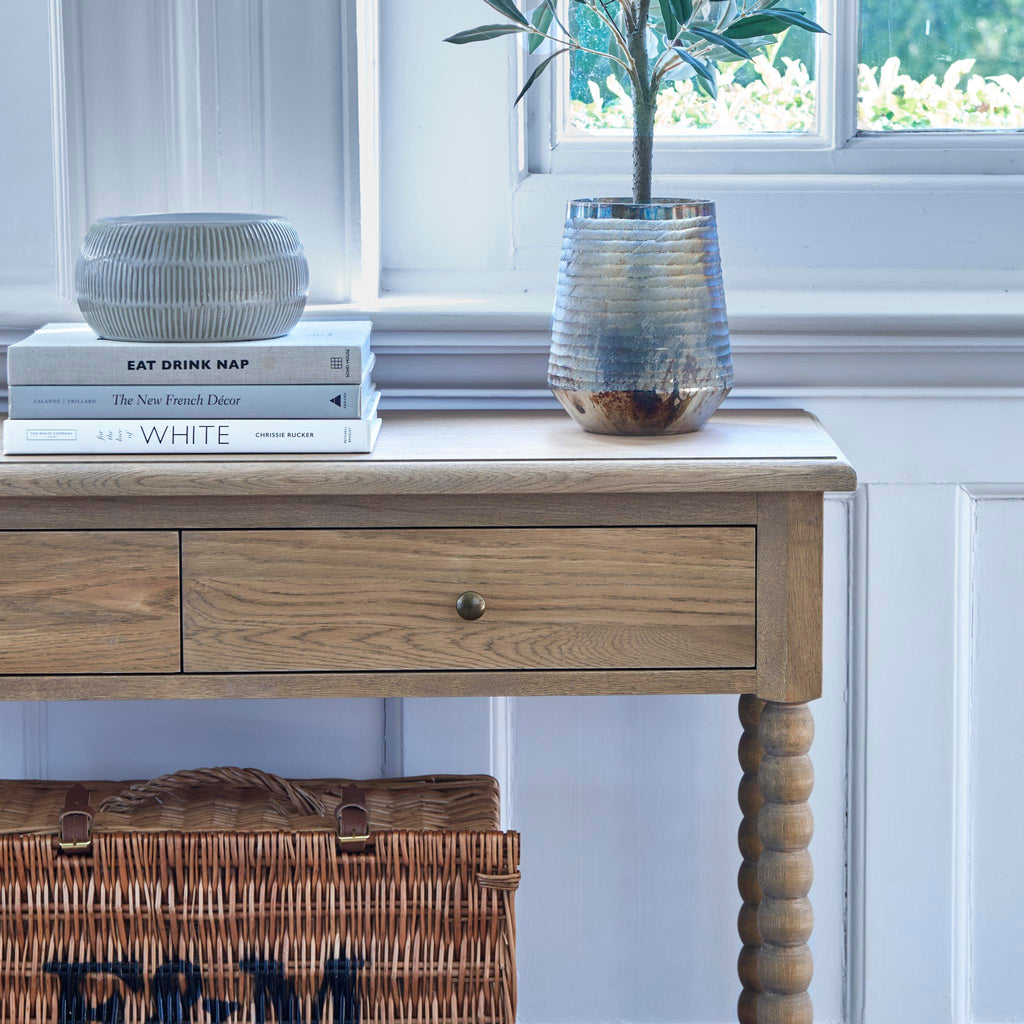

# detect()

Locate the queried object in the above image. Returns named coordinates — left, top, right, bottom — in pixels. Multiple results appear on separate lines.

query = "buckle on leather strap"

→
left=57, top=835, right=94, bottom=853
left=58, top=784, right=95, bottom=854
left=337, top=831, right=372, bottom=846
left=336, top=783, right=371, bottom=850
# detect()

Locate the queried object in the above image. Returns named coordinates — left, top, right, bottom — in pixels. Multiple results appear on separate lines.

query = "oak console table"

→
left=0, top=408, right=855, bottom=1024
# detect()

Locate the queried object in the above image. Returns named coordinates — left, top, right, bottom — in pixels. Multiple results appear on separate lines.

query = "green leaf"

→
left=724, top=8, right=826, bottom=36
left=658, top=0, right=679, bottom=38
left=515, top=47, right=569, bottom=104
left=722, top=13, right=789, bottom=37
left=528, top=0, right=555, bottom=53
left=772, top=9, right=827, bottom=32
left=606, top=32, right=632, bottom=91
left=677, top=0, right=694, bottom=23
left=694, top=70, right=718, bottom=98
left=444, top=23, right=525, bottom=43
left=672, top=46, right=715, bottom=86
left=688, top=25, right=752, bottom=58
left=712, top=0, right=738, bottom=31
left=482, top=0, right=529, bottom=26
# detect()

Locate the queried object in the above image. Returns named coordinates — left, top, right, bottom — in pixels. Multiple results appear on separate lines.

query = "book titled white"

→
left=4, top=405, right=383, bottom=455
left=8, top=320, right=373, bottom=385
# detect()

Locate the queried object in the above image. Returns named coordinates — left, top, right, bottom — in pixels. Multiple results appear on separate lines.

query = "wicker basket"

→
left=0, top=769, right=519, bottom=1024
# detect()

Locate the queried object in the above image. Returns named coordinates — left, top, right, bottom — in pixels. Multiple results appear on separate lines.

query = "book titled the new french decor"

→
left=4, top=415, right=382, bottom=455
left=7, top=320, right=373, bottom=385
left=9, top=377, right=376, bottom=419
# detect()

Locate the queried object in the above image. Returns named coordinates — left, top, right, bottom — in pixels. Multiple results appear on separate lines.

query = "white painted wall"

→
left=2, top=3, right=1024, bottom=1022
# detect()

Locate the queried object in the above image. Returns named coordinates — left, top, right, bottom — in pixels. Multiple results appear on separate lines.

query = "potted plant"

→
left=447, top=1, right=825, bottom=434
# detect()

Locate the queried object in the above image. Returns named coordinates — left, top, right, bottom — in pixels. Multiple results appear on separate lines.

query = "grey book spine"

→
left=8, top=343, right=368, bottom=385
left=9, top=384, right=373, bottom=419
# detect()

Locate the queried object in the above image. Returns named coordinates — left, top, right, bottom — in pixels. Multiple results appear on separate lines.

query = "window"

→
left=528, top=0, right=1024, bottom=178
left=568, top=2, right=819, bottom=135
left=859, top=0, right=1024, bottom=131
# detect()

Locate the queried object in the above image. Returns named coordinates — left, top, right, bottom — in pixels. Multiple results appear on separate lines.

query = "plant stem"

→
left=627, top=1, right=655, bottom=204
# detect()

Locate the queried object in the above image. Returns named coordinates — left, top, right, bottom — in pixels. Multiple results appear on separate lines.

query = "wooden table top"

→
left=0, top=409, right=856, bottom=498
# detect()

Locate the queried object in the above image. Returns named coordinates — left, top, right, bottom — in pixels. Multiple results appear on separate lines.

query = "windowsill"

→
left=5, top=282, right=1024, bottom=343
left=318, top=286, right=1024, bottom=345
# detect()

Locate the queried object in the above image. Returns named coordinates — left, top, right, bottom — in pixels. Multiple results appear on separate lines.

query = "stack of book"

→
left=3, top=320, right=381, bottom=454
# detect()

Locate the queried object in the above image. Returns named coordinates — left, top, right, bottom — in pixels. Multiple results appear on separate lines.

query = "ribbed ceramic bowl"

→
left=75, top=213, right=309, bottom=342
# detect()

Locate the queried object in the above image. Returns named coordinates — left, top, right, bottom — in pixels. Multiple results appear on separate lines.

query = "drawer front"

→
left=0, top=531, right=181, bottom=674
left=182, top=527, right=755, bottom=672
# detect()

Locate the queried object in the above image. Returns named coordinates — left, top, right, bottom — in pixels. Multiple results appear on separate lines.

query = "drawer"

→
left=182, top=527, right=755, bottom=672
left=0, top=531, right=181, bottom=674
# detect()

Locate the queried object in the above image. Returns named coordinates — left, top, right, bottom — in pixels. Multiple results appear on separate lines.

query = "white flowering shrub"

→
left=571, top=54, right=1024, bottom=133
left=859, top=58, right=1024, bottom=130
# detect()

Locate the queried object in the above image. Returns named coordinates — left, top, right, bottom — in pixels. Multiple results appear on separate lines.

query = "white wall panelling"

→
left=48, top=0, right=361, bottom=306
left=0, top=1, right=59, bottom=303
left=12, top=699, right=387, bottom=787
left=959, top=490, right=1024, bottom=1024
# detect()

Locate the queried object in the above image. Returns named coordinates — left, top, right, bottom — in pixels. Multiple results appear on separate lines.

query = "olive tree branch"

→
left=613, top=1, right=638, bottom=32
left=586, top=2, right=634, bottom=64
left=651, top=42, right=717, bottom=89
left=521, top=24, right=636, bottom=72
left=543, top=0, right=575, bottom=41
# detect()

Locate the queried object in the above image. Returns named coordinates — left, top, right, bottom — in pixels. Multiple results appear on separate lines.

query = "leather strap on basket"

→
left=56, top=772, right=373, bottom=855
left=58, top=784, right=96, bottom=853
left=336, top=784, right=371, bottom=851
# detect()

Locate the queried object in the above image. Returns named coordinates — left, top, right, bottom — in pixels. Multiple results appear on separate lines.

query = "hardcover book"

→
left=9, top=359, right=376, bottom=420
left=3, top=396, right=383, bottom=455
left=7, top=320, right=373, bottom=385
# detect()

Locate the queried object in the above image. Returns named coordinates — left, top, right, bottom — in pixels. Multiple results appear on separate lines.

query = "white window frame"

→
left=525, top=0, right=1024, bottom=178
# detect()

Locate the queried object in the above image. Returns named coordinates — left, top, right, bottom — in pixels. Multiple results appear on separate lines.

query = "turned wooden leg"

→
left=738, top=697, right=815, bottom=1024
left=756, top=701, right=814, bottom=1024
left=737, top=695, right=766, bottom=1024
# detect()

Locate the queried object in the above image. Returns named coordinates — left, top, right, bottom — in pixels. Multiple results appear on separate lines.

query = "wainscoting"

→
left=3, top=391, right=1018, bottom=1024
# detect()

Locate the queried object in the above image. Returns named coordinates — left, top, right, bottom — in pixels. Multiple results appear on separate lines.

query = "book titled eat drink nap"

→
left=7, top=320, right=373, bottom=385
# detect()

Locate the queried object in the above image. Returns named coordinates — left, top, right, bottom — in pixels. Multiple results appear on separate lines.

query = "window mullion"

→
left=827, top=0, right=860, bottom=149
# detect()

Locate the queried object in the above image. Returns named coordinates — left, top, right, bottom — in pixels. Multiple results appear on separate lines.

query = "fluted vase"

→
left=548, top=198, right=733, bottom=435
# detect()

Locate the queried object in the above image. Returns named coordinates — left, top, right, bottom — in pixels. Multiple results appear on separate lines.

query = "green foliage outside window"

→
left=572, top=51, right=1024, bottom=132
left=568, top=0, right=1024, bottom=132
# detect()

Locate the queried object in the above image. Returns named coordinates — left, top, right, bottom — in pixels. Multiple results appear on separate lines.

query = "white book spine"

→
left=8, top=383, right=374, bottom=419
left=7, top=346, right=369, bottom=385
left=7, top=321, right=373, bottom=384
left=3, top=418, right=382, bottom=455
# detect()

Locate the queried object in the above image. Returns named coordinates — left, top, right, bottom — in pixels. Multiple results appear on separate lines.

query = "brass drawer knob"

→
left=456, top=591, right=486, bottom=621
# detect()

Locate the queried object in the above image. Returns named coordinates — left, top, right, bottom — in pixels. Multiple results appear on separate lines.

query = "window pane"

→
left=859, top=0, right=1024, bottom=130
left=568, top=3, right=817, bottom=135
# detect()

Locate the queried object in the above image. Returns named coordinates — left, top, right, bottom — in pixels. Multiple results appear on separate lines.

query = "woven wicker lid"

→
left=0, top=771, right=500, bottom=838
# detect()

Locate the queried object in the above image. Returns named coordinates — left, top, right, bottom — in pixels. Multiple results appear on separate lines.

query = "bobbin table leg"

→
left=755, top=701, right=814, bottom=1024
left=737, top=695, right=766, bottom=1024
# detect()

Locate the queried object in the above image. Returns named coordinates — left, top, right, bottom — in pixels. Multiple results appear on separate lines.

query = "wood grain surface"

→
left=0, top=410, right=857, bottom=498
left=756, top=493, right=824, bottom=702
left=0, top=531, right=180, bottom=674
left=182, top=527, right=756, bottom=673
left=0, top=669, right=757, bottom=701
left=0, top=492, right=758, bottom=531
